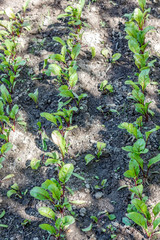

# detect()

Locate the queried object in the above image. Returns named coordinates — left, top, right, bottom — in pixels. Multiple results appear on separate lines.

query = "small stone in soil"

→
left=79, top=207, right=87, bottom=217
left=95, top=191, right=103, bottom=199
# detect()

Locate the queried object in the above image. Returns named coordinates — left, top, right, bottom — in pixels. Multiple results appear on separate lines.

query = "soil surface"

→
left=0, top=0, right=160, bottom=240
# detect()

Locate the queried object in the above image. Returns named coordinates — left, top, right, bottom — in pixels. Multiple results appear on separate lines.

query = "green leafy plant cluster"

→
left=124, top=0, right=156, bottom=122
left=0, top=1, right=30, bottom=92
left=57, top=0, right=86, bottom=44
left=119, top=122, right=160, bottom=237
left=118, top=1, right=160, bottom=237
left=0, top=1, right=30, bottom=169
left=29, top=1, right=88, bottom=239
left=30, top=130, right=86, bottom=239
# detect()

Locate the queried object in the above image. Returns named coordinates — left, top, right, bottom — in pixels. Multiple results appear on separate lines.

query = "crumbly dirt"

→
left=0, top=0, right=160, bottom=240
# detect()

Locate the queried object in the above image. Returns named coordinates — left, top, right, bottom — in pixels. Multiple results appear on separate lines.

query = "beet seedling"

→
left=37, top=122, right=48, bottom=151
left=30, top=158, right=41, bottom=170
left=57, top=0, right=86, bottom=44
left=99, top=80, right=113, bottom=93
left=85, top=141, right=106, bottom=165
left=7, top=183, right=27, bottom=199
left=28, top=88, right=39, bottom=107
left=0, top=142, right=12, bottom=168
left=119, top=121, right=160, bottom=178
left=30, top=131, right=76, bottom=239
left=0, top=1, right=30, bottom=92
left=126, top=198, right=160, bottom=238
left=44, top=37, right=80, bottom=88
left=0, top=210, right=8, bottom=228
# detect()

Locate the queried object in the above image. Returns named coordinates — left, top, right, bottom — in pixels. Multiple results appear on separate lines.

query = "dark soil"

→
left=0, top=0, right=160, bottom=240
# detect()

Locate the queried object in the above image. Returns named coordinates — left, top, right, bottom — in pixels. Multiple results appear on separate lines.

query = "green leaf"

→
left=145, top=126, right=160, bottom=142
left=48, top=64, right=62, bottom=76
left=70, top=200, right=86, bottom=205
left=129, top=153, right=143, bottom=170
left=69, top=71, right=78, bottom=88
left=122, top=217, right=132, bottom=226
left=5, top=7, right=15, bottom=19
left=111, top=53, right=121, bottom=62
left=130, top=184, right=143, bottom=198
left=134, top=8, right=143, bottom=29
left=71, top=43, right=81, bottom=60
left=118, top=122, right=141, bottom=139
left=28, top=89, right=38, bottom=104
left=0, top=115, right=9, bottom=123
left=1, top=142, right=12, bottom=154
left=132, top=89, right=145, bottom=104
left=61, top=216, right=75, bottom=229
left=132, top=199, right=150, bottom=219
left=41, top=112, right=57, bottom=125
left=30, top=187, right=52, bottom=201
left=101, top=48, right=109, bottom=58
left=9, top=104, right=19, bottom=119
left=0, top=210, right=5, bottom=219
left=0, top=101, right=4, bottom=115
left=108, top=214, right=116, bottom=220
left=1, top=84, right=12, bottom=104
left=133, top=139, right=148, bottom=154
left=124, top=170, right=136, bottom=178
left=125, top=80, right=140, bottom=91
left=1, top=174, right=14, bottom=181
left=53, top=37, right=66, bottom=46
left=127, top=212, right=147, bottom=229
left=49, top=54, right=65, bottom=63
left=59, top=163, right=74, bottom=183
left=30, top=158, right=41, bottom=170
left=97, top=142, right=106, bottom=151
left=23, top=0, right=31, bottom=12
left=128, top=38, right=140, bottom=54
left=138, top=69, right=150, bottom=91
left=153, top=202, right=160, bottom=217
left=39, top=223, right=56, bottom=235
left=153, top=217, right=160, bottom=230
left=51, top=130, right=66, bottom=157
left=0, top=224, right=8, bottom=228
left=147, top=154, right=160, bottom=168
left=38, top=207, right=55, bottom=220
left=122, top=146, right=133, bottom=152
left=90, top=47, right=96, bottom=58
left=7, top=189, right=17, bottom=198
left=59, top=89, right=74, bottom=99
left=82, top=223, right=93, bottom=232
left=138, top=0, right=146, bottom=11
left=72, top=172, right=85, bottom=181
left=85, top=154, right=95, bottom=165
left=48, top=183, right=61, bottom=200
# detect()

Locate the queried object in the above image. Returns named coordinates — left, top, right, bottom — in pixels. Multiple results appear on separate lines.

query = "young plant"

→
left=57, top=0, right=86, bottom=44
left=99, top=80, right=113, bottom=93
left=37, top=122, right=48, bottom=151
left=119, top=121, right=160, bottom=178
left=7, top=183, right=27, bottom=199
left=0, top=142, right=12, bottom=168
left=30, top=130, right=76, bottom=239
left=101, top=49, right=121, bottom=64
left=0, top=1, right=30, bottom=92
left=43, top=37, right=80, bottom=88
left=30, top=158, right=41, bottom=170
left=28, top=88, right=39, bottom=107
left=127, top=199, right=160, bottom=238
left=85, top=141, right=106, bottom=165
left=40, top=106, right=78, bottom=137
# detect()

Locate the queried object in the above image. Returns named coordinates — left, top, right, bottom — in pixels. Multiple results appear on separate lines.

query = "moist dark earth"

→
left=0, top=0, right=160, bottom=239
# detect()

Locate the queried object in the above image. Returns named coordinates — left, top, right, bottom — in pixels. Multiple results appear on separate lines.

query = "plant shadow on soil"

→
left=1, top=0, right=160, bottom=240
